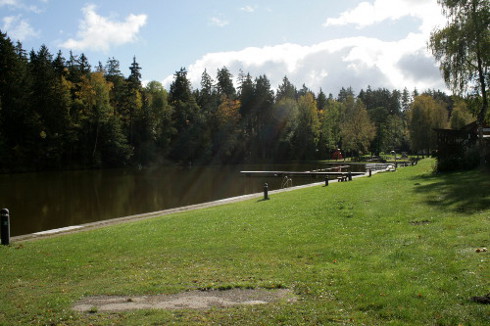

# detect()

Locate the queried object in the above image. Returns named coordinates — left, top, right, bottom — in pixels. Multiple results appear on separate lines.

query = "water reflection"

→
left=0, top=162, right=362, bottom=236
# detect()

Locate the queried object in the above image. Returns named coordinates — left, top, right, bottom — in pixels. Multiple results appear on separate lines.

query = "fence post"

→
left=325, top=176, right=329, bottom=186
left=263, top=183, right=269, bottom=200
left=368, top=169, right=372, bottom=177
left=1, top=208, right=10, bottom=246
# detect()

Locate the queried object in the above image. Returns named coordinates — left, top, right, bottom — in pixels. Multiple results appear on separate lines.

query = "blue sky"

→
left=1, top=0, right=448, bottom=95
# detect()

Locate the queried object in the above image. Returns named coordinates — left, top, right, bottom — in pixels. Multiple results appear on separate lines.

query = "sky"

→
left=1, top=0, right=450, bottom=95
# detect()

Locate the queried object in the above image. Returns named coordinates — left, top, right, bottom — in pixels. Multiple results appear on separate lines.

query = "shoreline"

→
left=11, top=167, right=391, bottom=243
left=11, top=180, right=327, bottom=242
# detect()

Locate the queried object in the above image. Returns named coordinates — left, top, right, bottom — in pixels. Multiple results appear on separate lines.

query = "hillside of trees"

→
left=0, top=31, right=479, bottom=172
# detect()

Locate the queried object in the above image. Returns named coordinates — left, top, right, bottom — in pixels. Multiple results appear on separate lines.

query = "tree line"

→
left=0, top=31, right=479, bottom=172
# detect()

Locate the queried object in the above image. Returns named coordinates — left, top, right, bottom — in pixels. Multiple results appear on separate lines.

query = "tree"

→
left=293, top=93, right=320, bottom=159
left=276, top=76, right=297, bottom=102
left=127, top=56, right=142, bottom=89
left=450, top=98, right=475, bottom=129
left=76, top=72, right=130, bottom=166
left=29, top=45, right=72, bottom=167
left=298, top=83, right=313, bottom=98
left=0, top=31, right=37, bottom=168
left=340, top=96, right=376, bottom=156
left=122, top=56, right=143, bottom=146
left=318, top=97, right=343, bottom=158
left=367, top=106, right=390, bottom=154
left=273, top=98, right=299, bottom=159
left=216, top=67, right=236, bottom=99
left=317, top=88, right=328, bottom=111
left=408, top=95, right=449, bottom=155
left=168, top=68, right=207, bottom=162
left=238, top=72, right=255, bottom=118
left=169, top=68, right=196, bottom=132
left=254, top=75, right=275, bottom=159
left=380, top=114, right=405, bottom=153
left=145, top=81, right=175, bottom=158
left=197, top=69, right=218, bottom=114
left=213, top=96, right=242, bottom=162
left=430, top=0, right=490, bottom=164
left=104, top=57, right=125, bottom=115
left=337, top=87, right=354, bottom=102
left=66, top=51, right=90, bottom=85
left=237, top=72, right=255, bottom=160
left=52, top=50, right=67, bottom=77
left=401, top=87, right=411, bottom=112
left=358, top=86, right=407, bottom=154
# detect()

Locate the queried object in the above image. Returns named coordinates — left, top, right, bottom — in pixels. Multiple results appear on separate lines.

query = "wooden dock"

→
left=240, top=171, right=365, bottom=177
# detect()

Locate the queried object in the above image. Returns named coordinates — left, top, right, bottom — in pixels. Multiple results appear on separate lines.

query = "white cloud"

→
left=163, top=34, right=445, bottom=95
left=210, top=16, right=229, bottom=27
left=324, top=0, right=445, bottom=36
left=163, top=0, right=447, bottom=95
left=240, top=5, right=256, bottom=13
left=0, top=0, right=18, bottom=7
left=0, top=0, right=19, bottom=6
left=60, top=4, right=147, bottom=52
left=0, top=0, right=43, bottom=13
left=2, top=15, right=40, bottom=41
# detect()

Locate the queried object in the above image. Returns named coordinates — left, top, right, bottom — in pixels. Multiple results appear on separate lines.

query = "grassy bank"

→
left=0, top=159, right=488, bottom=325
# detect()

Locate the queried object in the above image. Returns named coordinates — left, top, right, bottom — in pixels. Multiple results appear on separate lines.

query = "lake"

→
left=0, top=162, right=366, bottom=236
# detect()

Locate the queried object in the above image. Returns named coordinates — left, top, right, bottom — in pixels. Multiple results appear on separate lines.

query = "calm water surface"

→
left=0, top=162, right=362, bottom=236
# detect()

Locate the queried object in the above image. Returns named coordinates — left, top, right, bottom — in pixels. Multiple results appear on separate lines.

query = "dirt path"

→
left=73, top=288, right=297, bottom=312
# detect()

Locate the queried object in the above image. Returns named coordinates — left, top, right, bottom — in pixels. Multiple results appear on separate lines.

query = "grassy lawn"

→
left=0, top=159, right=488, bottom=325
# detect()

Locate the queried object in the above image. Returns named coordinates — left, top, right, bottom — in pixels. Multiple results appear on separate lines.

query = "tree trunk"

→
left=473, top=0, right=488, bottom=167
left=92, top=120, right=100, bottom=161
left=476, top=46, right=488, bottom=167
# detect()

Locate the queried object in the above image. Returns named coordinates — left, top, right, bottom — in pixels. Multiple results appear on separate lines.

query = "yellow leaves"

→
left=75, top=72, right=113, bottom=119
left=216, top=97, right=241, bottom=127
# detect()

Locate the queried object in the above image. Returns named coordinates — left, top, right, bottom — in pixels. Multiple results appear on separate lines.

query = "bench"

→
left=337, top=175, right=348, bottom=182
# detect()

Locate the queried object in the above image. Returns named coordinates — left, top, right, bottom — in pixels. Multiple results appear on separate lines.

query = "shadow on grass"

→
left=412, top=169, right=490, bottom=214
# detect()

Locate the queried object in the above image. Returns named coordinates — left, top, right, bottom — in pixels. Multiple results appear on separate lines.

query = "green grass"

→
left=0, top=159, right=489, bottom=325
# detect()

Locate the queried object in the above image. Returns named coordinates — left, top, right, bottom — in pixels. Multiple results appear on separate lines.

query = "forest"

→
left=0, top=30, right=479, bottom=172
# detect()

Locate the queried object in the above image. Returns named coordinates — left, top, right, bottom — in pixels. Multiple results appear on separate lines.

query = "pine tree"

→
left=122, top=56, right=143, bottom=147
left=254, top=75, right=274, bottom=159
left=128, top=56, right=142, bottom=89
left=276, top=76, right=297, bottom=101
left=168, top=68, right=206, bottom=162
left=104, top=57, right=125, bottom=115
left=216, top=67, right=236, bottom=99
left=401, top=87, right=411, bottom=112
left=317, top=88, right=327, bottom=111
left=0, top=31, right=37, bottom=168
left=29, top=45, right=72, bottom=167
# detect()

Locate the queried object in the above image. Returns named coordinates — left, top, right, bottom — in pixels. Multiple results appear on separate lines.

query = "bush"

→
left=436, top=145, right=480, bottom=172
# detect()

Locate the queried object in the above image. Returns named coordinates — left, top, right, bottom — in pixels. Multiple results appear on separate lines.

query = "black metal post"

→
left=1, top=208, right=10, bottom=246
left=263, top=183, right=269, bottom=200
left=369, top=169, right=372, bottom=177
left=348, top=171, right=352, bottom=181
left=325, top=176, right=329, bottom=186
